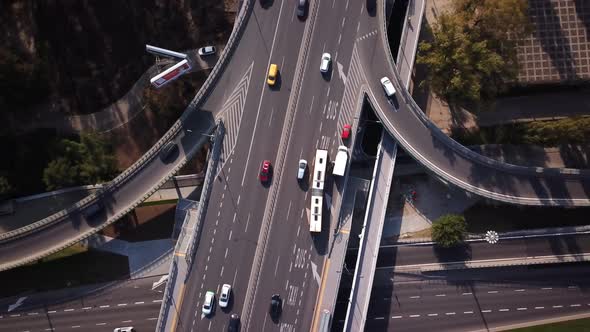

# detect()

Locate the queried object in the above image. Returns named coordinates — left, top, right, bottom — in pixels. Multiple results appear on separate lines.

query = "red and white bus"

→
left=150, top=59, right=192, bottom=89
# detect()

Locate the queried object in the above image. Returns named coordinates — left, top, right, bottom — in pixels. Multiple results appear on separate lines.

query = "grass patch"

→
left=464, top=203, right=590, bottom=233
left=40, top=243, right=88, bottom=263
left=508, top=317, right=590, bottom=331
left=452, top=116, right=590, bottom=147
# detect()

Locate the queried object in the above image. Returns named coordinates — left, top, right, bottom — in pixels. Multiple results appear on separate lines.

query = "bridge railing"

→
left=376, top=0, right=590, bottom=207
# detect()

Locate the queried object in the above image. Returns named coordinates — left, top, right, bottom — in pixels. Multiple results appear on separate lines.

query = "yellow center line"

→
left=169, top=284, right=186, bottom=332
left=340, top=229, right=350, bottom=234
left=310, top=258, right=330, bottom=332
left=174, top=252, right=186, bottom=257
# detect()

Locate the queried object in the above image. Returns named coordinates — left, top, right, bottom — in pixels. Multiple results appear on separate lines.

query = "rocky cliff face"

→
left=0, top=0, right=233, bottom=116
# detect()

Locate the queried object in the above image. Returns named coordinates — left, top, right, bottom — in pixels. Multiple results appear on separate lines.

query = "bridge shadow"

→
left=259, top=0, right=274, bottom=10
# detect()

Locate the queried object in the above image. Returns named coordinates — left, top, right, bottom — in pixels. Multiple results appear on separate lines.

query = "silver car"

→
left=380, top=76, right=396, bottom=97
left=320, top=53, right=331, bottom=73
left=297, top=159, right=307, bottom=180
left=198, top=46, right=216, bottom=56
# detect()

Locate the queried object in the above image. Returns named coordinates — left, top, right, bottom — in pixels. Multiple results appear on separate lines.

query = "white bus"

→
left=150, top=59, right=192, bottom=89
left=310, top=149, right=328, bottom=233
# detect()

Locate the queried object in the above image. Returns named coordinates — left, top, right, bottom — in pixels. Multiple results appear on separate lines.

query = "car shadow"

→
left=260, top=0, right=274, bottom=9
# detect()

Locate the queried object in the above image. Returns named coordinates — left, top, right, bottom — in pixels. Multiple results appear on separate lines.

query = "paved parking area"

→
left=518, top=0, right=590, bottom=83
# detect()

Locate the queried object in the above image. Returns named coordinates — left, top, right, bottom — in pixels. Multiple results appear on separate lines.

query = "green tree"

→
left=43, top=133, right=118, bottom=190
left=432, top=214, right=467, bottom=247
left=417, top=0, right=531, bottom=105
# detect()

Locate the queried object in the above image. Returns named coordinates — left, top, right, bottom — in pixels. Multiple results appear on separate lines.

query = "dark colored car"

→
left=341, top=124, right=352, bottom=140
left=160, top=141, right=178, bottom=162
left=269, top=294, right=282, bottom=318
left=228, top=313, right=240, bottom=332
left=297, top=0, right=307, bottom=17
left=259, top=160, right=271, bottom=182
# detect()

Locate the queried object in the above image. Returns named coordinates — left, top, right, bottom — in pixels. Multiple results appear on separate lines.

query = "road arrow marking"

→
left=310, top=261, right=321, bottom=287
left=152, top=275, right=169, bottom=290
left=337, top=62, right=346, bottom=83
left=8, top=297, right=27, bottom=312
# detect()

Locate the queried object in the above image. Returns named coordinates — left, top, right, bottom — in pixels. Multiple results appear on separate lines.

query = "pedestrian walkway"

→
left=82, top=234, right=173, bottom=278
left=343, top=133, right=397, bottom=332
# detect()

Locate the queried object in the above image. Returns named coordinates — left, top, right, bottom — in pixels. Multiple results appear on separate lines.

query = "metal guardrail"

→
left=376, top=0, right=590, bottom=206
left=155, top=120, right=224, bottom=331
left=0, top=0, right=255, bottom=270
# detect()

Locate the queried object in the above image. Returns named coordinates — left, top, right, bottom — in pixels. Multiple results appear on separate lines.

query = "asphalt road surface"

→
left=359, top=263, right=590, bottom=332
left=0, top=276, right=164, bottom=332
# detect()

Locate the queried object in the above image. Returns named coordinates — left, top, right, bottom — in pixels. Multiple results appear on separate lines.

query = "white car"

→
left=113, top=328, right=134, bottom=332
left=219, top=284, right=231, bottom=308
left=198, top=46, right=216, bottom=56
left=320, top=53, right=331, bottom=73
left=380, top=76, right=396, bottom=97
left=202, top=291, right=215, bottom=315
left=297, top=159, right=307, bottom=180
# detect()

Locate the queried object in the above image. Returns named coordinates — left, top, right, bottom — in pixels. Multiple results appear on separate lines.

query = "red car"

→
left=341, top=124, right=352, bottom=139
left=259, top=160, right=271, bottom=182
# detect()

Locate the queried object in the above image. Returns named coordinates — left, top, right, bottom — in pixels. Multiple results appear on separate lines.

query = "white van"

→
left=380, top=77, right=396, bottom=97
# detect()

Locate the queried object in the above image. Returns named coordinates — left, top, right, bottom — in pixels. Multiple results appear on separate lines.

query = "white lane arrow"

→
left=152, top=275, right=169, bottom=290
left=337, top=61, right=347, bottom=84
left=310, top=261, right=321, bottom=287
left=8, top=297, right=27, bottom=312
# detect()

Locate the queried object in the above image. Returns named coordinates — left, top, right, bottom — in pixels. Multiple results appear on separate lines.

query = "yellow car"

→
left=267, top=63, right=278, bottom=86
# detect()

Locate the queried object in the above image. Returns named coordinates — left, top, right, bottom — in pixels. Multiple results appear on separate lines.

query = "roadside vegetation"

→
left=453, top=116, right=590, bottom=147
left=507, top=317, right=590, bottom=331
left=432, top=214, right=467, bottom=247
left=43, top=133, right=118, bottom=190
left=417, top=0, right=531, bottom=107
